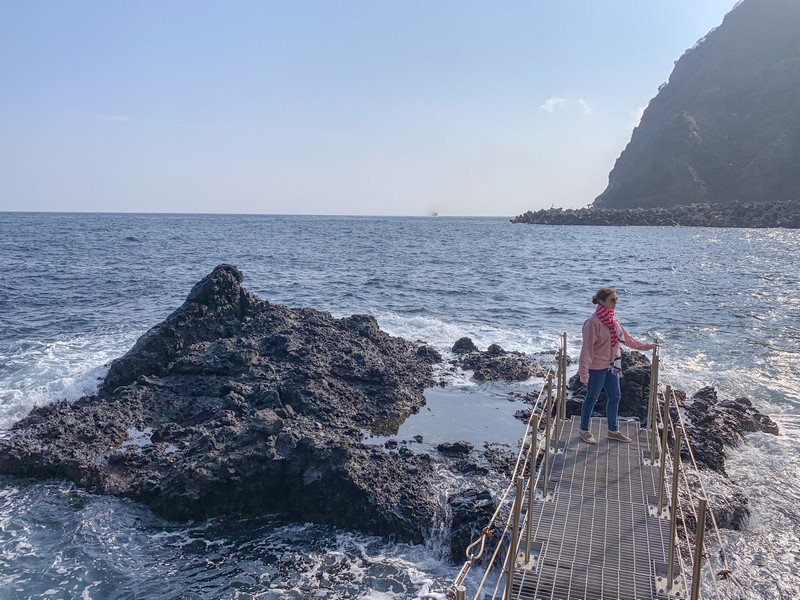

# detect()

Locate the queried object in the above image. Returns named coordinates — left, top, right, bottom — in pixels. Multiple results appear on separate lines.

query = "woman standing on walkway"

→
left=578, top=287, right=656, bottom=444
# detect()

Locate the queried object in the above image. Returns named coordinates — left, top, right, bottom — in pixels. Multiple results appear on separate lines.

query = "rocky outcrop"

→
left=594, top=0, right=800, bottom=210
left=448, top=489, right=498, bottom=563
left=452, top=340, right=547, bottom=381
left=451, top=337, right=478, bottom=354
left=511, top=199, right=800, bottom=228
left=681, top=386, right=779, bottom=475
left=437, top=440, right=474, bottom=456
left=0, top=265, right=441, bottom=543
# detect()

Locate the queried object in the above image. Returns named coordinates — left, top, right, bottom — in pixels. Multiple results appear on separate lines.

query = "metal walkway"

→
left=511, top=417, right=676, bottom=600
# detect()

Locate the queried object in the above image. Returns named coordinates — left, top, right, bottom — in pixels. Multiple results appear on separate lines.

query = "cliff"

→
left=594, top=0, right=800, bottom=209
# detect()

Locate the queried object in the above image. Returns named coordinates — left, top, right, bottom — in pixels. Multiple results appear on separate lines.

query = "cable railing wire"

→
left=660, top=368, right=733, bottom=582
left=452, top=338, right=740, bottom=600
left=451, top=356, right=559, bottom=598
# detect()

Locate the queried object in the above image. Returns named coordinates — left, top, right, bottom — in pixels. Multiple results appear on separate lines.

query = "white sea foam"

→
left=700, top=416, right=800, bottom=599
left=0, top=329, right=140, bottom=429
left=373, top=311, right=562, bottom=357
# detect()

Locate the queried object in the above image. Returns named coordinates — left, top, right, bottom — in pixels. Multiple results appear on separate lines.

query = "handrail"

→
left=653, top=358, right=740, bottom=600
left=450, top=336, right=738, bottom=600
left=450, top=335, right=566, bottom=599
left=663, top=378, right=733, bottom=576
left=451, top=359, right=558, bottom=597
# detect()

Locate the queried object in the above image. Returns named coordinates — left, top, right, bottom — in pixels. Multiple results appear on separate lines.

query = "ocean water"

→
left=0, top=213, right=798, bottom=599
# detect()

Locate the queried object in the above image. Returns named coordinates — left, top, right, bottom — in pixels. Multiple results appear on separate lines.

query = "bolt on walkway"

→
left=511, top=416, right=676, bottom=600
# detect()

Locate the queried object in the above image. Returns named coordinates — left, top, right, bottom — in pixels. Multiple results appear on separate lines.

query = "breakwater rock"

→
left=0, top=265, right=441, bottom=543
left=511, top=199, right=800, bottom=228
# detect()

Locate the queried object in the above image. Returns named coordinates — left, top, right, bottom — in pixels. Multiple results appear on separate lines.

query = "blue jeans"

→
left=580, top=369, right=621, bottom=432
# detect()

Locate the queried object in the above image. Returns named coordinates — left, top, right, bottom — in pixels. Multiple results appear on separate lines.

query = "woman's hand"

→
left=579, top=374, right=589, bottom=385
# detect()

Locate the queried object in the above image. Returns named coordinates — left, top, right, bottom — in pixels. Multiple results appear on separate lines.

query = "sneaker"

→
left=579, top=430, right=597, bottom=444
left=607, top=430, right=631, bottom=443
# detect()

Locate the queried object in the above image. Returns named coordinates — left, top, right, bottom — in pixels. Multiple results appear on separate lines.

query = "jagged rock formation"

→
left=0, top=265, right=442, bottom=543
left=594, top=0, right=800, bottom=210
left=451, top=339, right=548, bottom=381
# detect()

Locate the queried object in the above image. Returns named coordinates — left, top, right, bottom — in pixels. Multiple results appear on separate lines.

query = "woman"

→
left=577, top=287, right=656, bottom=444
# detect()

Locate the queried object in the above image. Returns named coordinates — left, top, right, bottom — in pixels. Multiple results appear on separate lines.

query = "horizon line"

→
left=0, top=209, right=518, bottom=219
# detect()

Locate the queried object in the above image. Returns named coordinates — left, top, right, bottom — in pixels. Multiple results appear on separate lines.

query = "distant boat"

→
left=430, top=212, right=439, bottom=217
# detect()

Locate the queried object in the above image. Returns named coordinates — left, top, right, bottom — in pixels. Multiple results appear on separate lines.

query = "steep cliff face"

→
left=594, top=0, right=800, bottom=209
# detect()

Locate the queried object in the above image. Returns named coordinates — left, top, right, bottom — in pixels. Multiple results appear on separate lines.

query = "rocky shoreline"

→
left=511, top=198, right=800, bottom=228
left=0, top=266, right=779, bottom=561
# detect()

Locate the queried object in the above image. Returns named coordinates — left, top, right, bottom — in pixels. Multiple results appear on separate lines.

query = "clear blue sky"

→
left=0, top=0, right=737, bottom=216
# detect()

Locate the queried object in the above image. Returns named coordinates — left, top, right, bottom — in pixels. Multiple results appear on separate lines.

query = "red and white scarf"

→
left=595, top=304, right=625, bottom=374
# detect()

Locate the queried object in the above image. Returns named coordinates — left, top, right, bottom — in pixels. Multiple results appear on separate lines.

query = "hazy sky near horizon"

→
left=1, top=0, right=737, bottom=217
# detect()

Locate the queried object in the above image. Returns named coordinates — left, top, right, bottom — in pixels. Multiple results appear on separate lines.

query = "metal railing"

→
left=450, top=335, right=568, bottom=600
left=449, top=335, right=738, bottom=600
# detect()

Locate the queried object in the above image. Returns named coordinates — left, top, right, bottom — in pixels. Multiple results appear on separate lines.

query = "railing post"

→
left=455, top=585, right=466, bottom=600
left=504, top=476, right=524, bottom=600
left=560, top=333, right=567, bottom=422
left=649, top=346, right=660, bottom=464
left=525, top=414, right=540, bottom=563
left=667, top=426, right=682, bottom=590
left=658, top=385, right=672, bottom=515
left=554, top=349, right=562, bottom=444
left=690, top=498, right=708, bottom=600
left=544, top=374, right=553, bottom=499
left=646, top=364, right=652, bottom=432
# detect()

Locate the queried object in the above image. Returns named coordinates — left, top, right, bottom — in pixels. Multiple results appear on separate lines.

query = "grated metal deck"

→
left=510, top=417, right=677, bottom=600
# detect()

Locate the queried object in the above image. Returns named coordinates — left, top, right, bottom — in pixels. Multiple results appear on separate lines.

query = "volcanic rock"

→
left=452, top=337, right=478, bottom=354
left=437, top=440, right=474, bottom=456
left=448, top=488, right=498, bottom=563
left=681, top=386, right=779, bottom=475
left=0, top=265, right=439, bottom=543
left=454, top=343, right=546, bottom=382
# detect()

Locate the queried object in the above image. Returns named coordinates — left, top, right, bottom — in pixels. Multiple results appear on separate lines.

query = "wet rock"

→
left=415, top=344, right=443, bottom=364
left=486, top=344, right=506, bottom=356
left=0, top=265, right=439, bottom=543
left=680, top=470, right=751, bottom=532
left=448, top=488, right=498, bottom=563
left=437, top=440, right=474, bottom=456
left=682, top=386, right=779, bottom=475
left=455, top=344, right=546, bottom=382
left=510, top=199, right=800, bottom=229
left=514, top=408, right=533, bottom=423
left=482, top=443, right=518, bottom=477
left=452, top=337, right=478, bottom=354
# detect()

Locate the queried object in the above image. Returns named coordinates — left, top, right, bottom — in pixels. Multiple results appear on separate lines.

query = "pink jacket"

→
left=578, top=313, right=655, bottom=383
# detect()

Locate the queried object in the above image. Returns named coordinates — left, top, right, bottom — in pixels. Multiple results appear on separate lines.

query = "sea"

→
left=0, top=212, right=798, bottom=600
